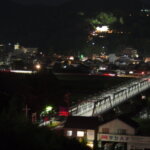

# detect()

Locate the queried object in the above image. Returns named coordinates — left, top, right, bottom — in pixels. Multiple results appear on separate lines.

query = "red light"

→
left=102, top=73, right=115, bottom=77
left=59, top=111, right=69, bottom=116
left=102, top=73, right=110, bottom=76
left=58, top=107, right=69, bottom=116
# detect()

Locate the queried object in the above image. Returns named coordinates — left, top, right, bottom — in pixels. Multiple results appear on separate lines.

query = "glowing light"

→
left=99, top=67, right=106, bottom=70
left=14, top=43, right=20, bottom=50
left=96, top=26, right=109, bottom=32
left=69, top=56, right=74, bottom=60
left=35, top=64, right=41, bottom=70
left=10, top=70, right=36, bottom=74
left=87, top=142, right=94, bottom=148
left=102, top=73, right=116, bottom=77
left=81, top=57, right=88, bottom=61
left=96, top=26, right=101, bottom=32
left=80, top=54, right=84, bottom=59
left=77, top=131, right=84, bottom=137
left=129, top=71, right=134, bottom=74
left=63, top=65, right=67, bottom=69
left=135, top=54, right=139, bottom=58
left=58, top=107, right=69, bottom=116
left=59, top=111, right=69, bottom=116
left=46, top=106, right=53, bottom=112
left=141, top=72, right=145, bottom=75
left=141, top=95, right=146, bottom=100
left=67, top=130, right=72, bottom=136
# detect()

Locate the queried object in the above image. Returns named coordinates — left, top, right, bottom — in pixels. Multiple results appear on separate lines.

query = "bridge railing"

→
left=69, top=75, right=150, bottom=116
left=92, top=78, right=150, bottom=116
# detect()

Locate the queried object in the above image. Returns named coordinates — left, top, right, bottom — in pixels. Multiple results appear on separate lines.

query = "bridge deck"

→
left=69, top=75, right=150, bottom=116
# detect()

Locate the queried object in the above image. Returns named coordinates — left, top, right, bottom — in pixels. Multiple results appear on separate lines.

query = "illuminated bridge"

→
left=69, top=75, right=150, bottom=117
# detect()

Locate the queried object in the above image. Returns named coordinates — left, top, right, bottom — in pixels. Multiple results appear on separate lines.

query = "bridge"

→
left=69, top=75, right=150, bottom=116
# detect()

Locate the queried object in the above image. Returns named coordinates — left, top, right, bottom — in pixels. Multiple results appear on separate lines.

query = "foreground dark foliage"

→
left=0, top=112, right=91, bottom=150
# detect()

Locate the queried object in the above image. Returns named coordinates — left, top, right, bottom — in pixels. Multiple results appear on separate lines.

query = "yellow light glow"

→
left=87, top=142, right=94, bottom=148
left=14, top=43, right=20, bottom=50
left=35, top=64, right=41, bottom=70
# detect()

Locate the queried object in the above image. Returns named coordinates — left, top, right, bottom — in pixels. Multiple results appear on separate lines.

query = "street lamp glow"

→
left=35, top=64, right=41, bottom=70
left=45, top=106, right=53, bottom=112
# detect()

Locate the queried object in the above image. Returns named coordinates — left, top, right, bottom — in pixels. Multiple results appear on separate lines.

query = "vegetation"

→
left=0, top=113, right=91, bottom=150
left=0, top=82, right=91, bottom=150
left=87, top=12, right=118, bottom=28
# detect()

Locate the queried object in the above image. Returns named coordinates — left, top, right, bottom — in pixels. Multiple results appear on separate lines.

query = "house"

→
left=64, top=116, right=99, bottom=148
left=64, top=116, right=150, bottom=150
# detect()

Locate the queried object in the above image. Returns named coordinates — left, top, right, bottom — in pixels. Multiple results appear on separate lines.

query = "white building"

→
left=64, top=116, right=150, bottom=150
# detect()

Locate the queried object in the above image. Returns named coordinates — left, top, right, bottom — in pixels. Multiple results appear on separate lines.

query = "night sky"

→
left=10, top=0, right=150, bottom=6
left=0, top=0, right=149, bottom=48
left=8, top=0, right=149, bottom=6
left=12, top=0, right=71, bottom=5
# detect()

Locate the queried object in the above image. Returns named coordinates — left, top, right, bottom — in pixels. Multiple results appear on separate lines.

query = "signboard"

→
left=100, top=134, right=130, bottom=142
left=99, top=134, right=150, bottom=144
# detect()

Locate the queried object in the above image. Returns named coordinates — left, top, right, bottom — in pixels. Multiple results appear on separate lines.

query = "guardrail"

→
left=69, top=75, right=150, bottom=116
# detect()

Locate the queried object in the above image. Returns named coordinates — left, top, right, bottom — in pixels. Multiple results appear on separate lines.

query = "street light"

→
left=35, top=64, right=41, bottom=70
left=45, top=106, right=53, bottom=112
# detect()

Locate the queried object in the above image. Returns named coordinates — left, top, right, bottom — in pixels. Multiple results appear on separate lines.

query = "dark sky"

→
left=0, top=0, right=149, bottom=48
left=10, top=0, right=150, bottom=6
left=12, top=0, right=71, bottom=5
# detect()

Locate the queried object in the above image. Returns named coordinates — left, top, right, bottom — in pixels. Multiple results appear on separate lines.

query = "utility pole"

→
left=23, top=104, right=30, bottom=118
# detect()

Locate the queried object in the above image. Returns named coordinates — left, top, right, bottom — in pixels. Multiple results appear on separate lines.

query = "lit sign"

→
left=100, top=134, right=130, bottom=142
left=99, top=134, right=150, bottom=143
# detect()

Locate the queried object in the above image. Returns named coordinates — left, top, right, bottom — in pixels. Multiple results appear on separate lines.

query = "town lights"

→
left=69, top=56, right=74, bottom=60
left=96, top=26, right=109, bottom=32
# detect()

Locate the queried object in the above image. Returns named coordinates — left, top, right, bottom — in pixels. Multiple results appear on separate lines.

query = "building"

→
left=64, top=116, right=150, bottom=150
left=64, top=116, right=99, bottom=148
